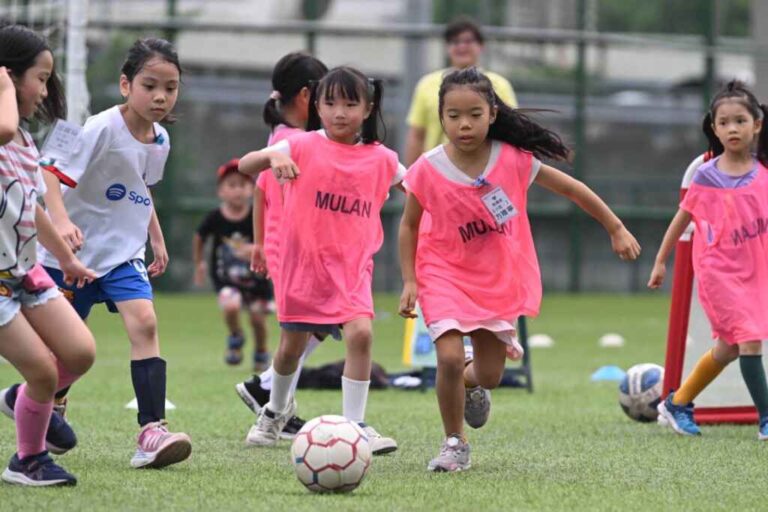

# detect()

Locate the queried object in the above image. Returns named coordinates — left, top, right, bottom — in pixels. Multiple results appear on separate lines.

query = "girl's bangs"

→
left=320, top=71, right=364, bottom=102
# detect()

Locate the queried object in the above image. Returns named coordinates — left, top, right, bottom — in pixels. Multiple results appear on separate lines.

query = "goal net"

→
left=662, top=153, right=762, bottom=424
left=0, top=0, right=90, bottom=125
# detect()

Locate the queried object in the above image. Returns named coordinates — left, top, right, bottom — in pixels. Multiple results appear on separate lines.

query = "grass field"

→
left=0, top=293, right=764, bottom=511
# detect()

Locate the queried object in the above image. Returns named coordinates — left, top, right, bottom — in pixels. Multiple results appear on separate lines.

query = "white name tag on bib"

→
left=40, top=119, right=82, bottom=164
left=481, top=186, right=518, bottom=225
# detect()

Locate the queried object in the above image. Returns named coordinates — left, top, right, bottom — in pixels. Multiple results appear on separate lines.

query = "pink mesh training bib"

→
left=681, top=164, right=768, bottom=344
left=277, top=131, right=398, bottom=323
left=256, top=125, right=303, bottom=304
left=405, top=143, right=542, bottom=325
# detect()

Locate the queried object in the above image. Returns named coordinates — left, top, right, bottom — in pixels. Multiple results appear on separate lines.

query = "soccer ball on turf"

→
left=619, top=363, right=664, bottom=422
left=291, top=415, right=372, bottom=493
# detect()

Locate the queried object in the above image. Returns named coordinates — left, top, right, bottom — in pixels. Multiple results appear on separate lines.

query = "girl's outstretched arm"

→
left=398, top=193, right=423, bottom=319
left=534, top=164, right=641, bottom=260
left=239, top=150, right=299, bottom=180
left=648, top=208, right=692, bottom=289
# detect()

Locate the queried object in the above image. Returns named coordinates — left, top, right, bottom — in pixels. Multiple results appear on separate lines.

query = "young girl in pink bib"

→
left=235, top=52, right=328, bottom=440
left=399, top=68, right=640, bottom=472
left=238, top=66, right=404, bottom=455
left=650, top=81, right=768, bottom=440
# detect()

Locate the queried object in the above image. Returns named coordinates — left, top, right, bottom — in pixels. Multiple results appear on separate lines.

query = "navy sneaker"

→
left=657, top=392, right=701, bottom=436
left=1, top=452, right=76, bottom=486
left=225, top=334, right=245, bottom=365
left=0, top=384, right=78, bottom=455
left=253, top=351, right=271, bottom=372
left=759, top=416, right=768, bottom=441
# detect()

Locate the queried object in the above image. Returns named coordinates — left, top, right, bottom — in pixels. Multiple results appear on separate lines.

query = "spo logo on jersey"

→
left=106, top=184, right=127, bottom=201
left=105, top=184, right=151, bottom=206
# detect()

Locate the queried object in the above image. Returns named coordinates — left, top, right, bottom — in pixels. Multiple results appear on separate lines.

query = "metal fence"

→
left=23, top=1, right=764, bottom=293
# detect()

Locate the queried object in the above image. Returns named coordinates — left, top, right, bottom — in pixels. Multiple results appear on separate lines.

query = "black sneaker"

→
left=234, top=376, right=271, bottom=414
left=0, top=384, right=77, bottom=455
left=235, top=377, right=306, bottom=439
left=1, top=451, right=77, bottom=486
left=279, top=415, right=307, bottom=440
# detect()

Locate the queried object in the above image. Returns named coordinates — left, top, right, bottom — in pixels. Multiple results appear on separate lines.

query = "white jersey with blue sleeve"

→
left=39, top=106, right=170, bottom=277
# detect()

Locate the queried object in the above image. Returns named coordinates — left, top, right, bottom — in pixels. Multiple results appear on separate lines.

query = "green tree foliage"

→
left=433, top=0, right=507, bottom=26
left=597, top=0, right=750, bottom=36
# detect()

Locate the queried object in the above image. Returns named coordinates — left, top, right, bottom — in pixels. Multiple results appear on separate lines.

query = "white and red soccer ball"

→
left=291, top=415, right=372, bottom=493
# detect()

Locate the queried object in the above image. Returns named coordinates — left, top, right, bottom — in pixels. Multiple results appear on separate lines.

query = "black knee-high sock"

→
left=739, top=355, right=768, bottom=418
left=130, top=358, right=167, bottom=427
left=55, top=386, right=71, bottom=400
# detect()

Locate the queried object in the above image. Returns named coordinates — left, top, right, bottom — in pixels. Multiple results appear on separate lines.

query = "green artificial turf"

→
left=0, top=293, right=762, bottom=511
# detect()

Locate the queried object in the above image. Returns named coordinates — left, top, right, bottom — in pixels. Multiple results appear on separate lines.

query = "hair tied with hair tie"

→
left=269, top=90, right=282, bottom=101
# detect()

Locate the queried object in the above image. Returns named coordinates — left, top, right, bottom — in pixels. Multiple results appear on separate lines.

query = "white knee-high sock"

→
left=342, top=376, right=370, bottom=424
left=265, top=369, right=296, bottom=415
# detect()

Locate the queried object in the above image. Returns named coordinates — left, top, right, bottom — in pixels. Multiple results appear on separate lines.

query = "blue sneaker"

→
left=0, top=384, right=78, bottom=455
left=657, top=392, right=701, bottom=436
left=1, top=452, right=76, bottom=486
left=225, top=334, right=245, bottom=365
left=759, top=417, right=768, bottom=441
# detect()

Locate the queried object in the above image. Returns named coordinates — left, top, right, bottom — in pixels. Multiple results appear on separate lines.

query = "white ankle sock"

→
left=342, top=376, right=370, bottom=423
left=265, top=369, right=296, bottom=415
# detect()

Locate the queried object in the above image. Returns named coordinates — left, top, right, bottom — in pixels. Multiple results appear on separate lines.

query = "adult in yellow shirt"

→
left=405, top=18, right=518, bottom=165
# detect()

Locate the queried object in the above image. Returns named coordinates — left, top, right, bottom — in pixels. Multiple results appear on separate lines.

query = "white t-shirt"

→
left=265, top=130, right=407, bottom=186
left=0, top=129, right=46, bottom=277
left=40, top=106, right=170, bottom=277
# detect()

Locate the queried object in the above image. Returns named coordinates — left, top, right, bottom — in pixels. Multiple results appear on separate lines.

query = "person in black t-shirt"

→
left=193, top=159, right=273, bottom=370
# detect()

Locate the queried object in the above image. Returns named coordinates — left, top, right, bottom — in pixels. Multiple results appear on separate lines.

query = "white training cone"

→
left=599, top=333, right=625, bottom=348
left=124, top=398, right=176, bottom=410
left=529, top=334, right=555, bottom=348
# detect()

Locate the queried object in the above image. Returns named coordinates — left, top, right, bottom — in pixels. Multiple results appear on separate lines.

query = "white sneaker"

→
left=360, top=424, right=398, bottom=455
left=245, top=400, right=296, bottom=447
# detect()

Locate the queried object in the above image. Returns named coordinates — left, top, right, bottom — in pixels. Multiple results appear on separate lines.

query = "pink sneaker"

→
left=130, top=421, right=192, bottom=469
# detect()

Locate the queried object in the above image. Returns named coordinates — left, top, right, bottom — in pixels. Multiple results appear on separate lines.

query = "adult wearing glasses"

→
left=404, top=17, right=518, bottom=165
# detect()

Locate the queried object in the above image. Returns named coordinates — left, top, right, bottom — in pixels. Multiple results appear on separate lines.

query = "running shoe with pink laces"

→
left=130, top=421, right=192, bottom=469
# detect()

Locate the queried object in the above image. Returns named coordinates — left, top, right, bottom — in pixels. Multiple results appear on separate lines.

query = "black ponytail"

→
left=705, top=79, right=768, bottom=166
left=438, top=67, right=569, bottom=161
left=263, top=52, right=328, bottom=129
left=306, top=66, right=386, bottom=144
left=701, top=111, right=723, bottom=159
left=758, top=104, right=768, bottom=167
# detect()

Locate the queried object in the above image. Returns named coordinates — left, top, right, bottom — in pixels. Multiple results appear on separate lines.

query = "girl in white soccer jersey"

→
left=0, top=24, right=95, bottom=487
left=2, top=38, right=191, bottom=469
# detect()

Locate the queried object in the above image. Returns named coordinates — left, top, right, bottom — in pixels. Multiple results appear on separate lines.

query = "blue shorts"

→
left=45, top=259, right=153, bottom=320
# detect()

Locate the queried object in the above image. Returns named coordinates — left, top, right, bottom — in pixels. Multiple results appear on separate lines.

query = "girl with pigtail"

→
left=399, top=67, right=640, bottom=472
left=238, top=66, right=405, bottom=455
left=651, top=80, right=768, bottom=440
left=234, top=52, right=328, bottom=441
